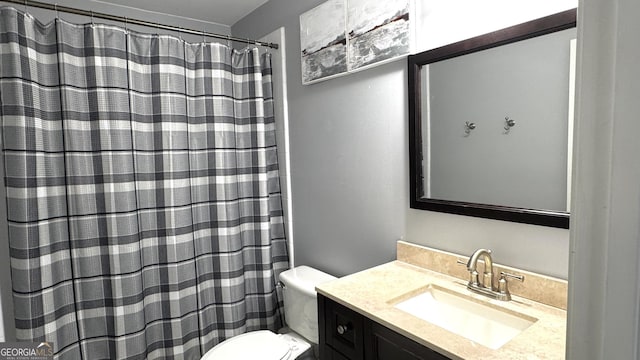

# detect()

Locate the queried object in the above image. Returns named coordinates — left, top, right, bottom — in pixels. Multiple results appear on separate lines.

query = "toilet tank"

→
left=279, top=266, right=336, bottom=344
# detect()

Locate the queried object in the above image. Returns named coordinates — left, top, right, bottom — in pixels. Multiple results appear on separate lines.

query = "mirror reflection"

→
left=422, top=28, right=576, bottom=212
left=408, top=10, right=577, bottom=228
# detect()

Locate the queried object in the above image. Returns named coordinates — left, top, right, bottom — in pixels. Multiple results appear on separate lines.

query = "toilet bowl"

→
left=201, top=266, right=336, bottom=359
left=200, top=330, right=311, bottom=360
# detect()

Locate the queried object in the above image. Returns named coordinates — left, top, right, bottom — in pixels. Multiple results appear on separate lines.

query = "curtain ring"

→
left=123, top=16, right=128, bottom=33
left=226, top=35, right=232, bottom=48
left=90, top=10, right=94, bottom=25
left=54, top=3, right=59, bottom=19
left=202, top=29, right=206, bottom=44
left=23, top=0, right=28, bottom=14
left=256, top=41, right=266, bottom=55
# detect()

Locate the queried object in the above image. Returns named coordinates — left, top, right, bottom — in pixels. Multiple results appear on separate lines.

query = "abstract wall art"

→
left=300, top=0, right=348, bottom=84
left=300, top=0, right=412, bottom=85
left=347, top=0, right=410, bottom=70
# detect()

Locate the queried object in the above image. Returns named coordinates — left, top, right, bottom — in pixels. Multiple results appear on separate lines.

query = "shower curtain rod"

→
left=2, top=0, right=279, bottom=49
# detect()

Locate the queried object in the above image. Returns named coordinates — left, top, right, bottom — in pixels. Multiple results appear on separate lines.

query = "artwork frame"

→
left=300, top=0, right=412, bottom=85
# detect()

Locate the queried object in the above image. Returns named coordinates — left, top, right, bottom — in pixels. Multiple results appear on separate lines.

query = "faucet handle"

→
left=498, top=271, right=524, bottom=299
left=500, top=271, right=525, bottom=282
left=457, top=259, right=480, bottom=286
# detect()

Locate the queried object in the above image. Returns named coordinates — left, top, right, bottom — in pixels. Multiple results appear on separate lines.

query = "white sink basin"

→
left=393, top=284, right=537, bottom=349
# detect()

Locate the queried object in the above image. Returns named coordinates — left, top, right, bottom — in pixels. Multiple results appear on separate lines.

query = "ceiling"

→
left=94, top=0, right=269, bottom=26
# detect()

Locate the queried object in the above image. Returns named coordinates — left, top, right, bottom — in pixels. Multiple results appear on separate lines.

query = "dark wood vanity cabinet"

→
left=320, top=293, right=365, bottom=359
left=318, top=294, right=451, bottom=360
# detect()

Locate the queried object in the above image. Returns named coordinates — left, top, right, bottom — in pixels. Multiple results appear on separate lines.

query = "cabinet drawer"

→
left=319, top=294, right=365, bottom=360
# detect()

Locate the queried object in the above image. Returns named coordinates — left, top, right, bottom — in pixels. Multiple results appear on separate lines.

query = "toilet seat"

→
left=201, top=330, right=292, bottom=360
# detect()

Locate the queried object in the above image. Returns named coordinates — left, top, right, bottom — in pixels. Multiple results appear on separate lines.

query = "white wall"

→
left=566, top=0, right=640, bottom=358
left=416, top=0, right=577, bottom=52
left=259, top=27, right=294, bottom=267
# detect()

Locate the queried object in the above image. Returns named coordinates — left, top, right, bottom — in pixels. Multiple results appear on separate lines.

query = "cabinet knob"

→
left=337, top=323, right=351, bottom=335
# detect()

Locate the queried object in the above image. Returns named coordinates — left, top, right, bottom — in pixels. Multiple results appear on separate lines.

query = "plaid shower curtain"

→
left=0, top=7, right=288, bottom=360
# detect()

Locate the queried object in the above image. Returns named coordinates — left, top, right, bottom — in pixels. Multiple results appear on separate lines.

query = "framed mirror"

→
left=408, top=9, right=576, bottom=229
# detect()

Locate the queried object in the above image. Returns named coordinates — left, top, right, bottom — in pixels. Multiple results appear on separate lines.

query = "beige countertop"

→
left=316, top=260, right=567, bottom=360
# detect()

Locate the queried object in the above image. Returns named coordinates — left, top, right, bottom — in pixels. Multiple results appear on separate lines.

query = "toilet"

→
left=201, top=266, right=336, bottom=359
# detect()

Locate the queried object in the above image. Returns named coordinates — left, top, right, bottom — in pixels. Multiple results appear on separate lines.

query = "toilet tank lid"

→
left=279, top=266, right=336, bottom=297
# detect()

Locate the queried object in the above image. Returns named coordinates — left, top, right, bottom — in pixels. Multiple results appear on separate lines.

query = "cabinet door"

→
left=364, top=320, right=450, bottom=360
left=325, top=346, right=352, bottom=360
left=320, top=294, right=365, bottom=360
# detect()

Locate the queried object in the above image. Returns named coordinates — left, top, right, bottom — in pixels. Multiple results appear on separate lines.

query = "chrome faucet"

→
left=458, top=248, right=524, bottom=301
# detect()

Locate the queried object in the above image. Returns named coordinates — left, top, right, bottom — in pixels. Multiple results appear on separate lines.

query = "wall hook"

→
left=504, top=116, right=516, bottom=133
left=464, top=121, right=476, bottom=136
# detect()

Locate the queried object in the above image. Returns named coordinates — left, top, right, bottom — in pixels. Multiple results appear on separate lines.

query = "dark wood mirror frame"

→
left=408, top=9, right=576, bottom=229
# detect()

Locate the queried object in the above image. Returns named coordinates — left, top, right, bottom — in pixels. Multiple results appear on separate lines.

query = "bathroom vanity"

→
left=319, top=293, right=450, bottom=359
left=316, top=241, right=567, bottom=360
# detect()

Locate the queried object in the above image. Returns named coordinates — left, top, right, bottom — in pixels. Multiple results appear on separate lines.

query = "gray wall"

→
left=233, top=0, right=407, bottom=277
left=232, top=0, right=569, bottom=279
